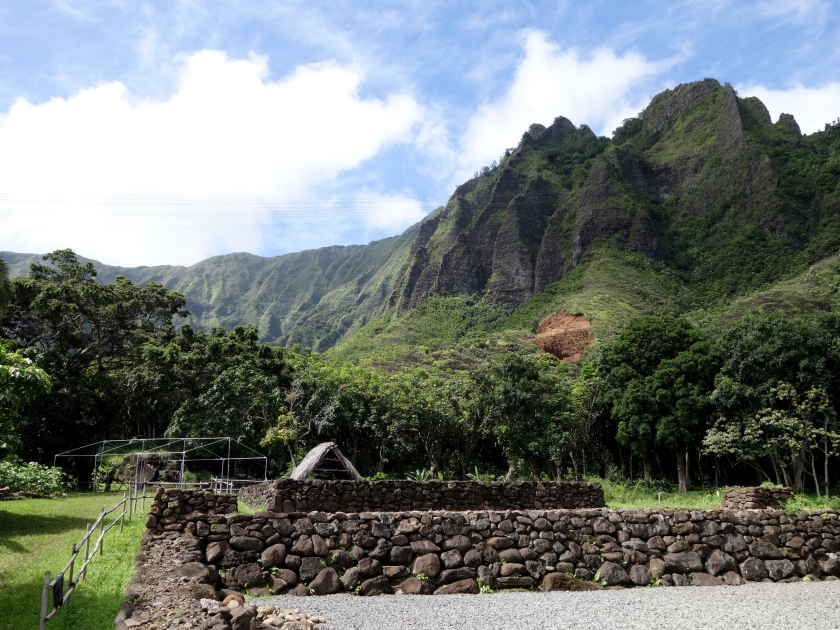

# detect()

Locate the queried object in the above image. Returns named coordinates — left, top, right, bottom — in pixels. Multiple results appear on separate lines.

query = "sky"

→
left=0, top=1, right=839, bottom=267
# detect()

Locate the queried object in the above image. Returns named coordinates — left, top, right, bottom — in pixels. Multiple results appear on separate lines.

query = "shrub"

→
left=0, top=458, right=67, bottom=495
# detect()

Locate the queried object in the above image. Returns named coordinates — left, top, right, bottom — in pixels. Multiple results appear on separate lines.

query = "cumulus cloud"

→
left=457, top=31, right=668, bottom=178
left=0, top=50, right=424, bottom=266
left=737, top=82, right=840, bottom=134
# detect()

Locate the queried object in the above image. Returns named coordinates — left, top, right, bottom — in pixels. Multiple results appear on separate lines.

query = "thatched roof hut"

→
left=290, top=442, right=363, bottom=481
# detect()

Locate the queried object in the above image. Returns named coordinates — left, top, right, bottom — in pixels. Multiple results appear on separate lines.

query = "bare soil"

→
left=530, top=312, right=594, bottom=362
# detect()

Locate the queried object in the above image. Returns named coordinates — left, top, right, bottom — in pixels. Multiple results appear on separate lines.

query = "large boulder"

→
left=309, top=568, right=341, bottom=595
left=595, top=562, right=630, bottom=586
left=174, top=562, right=215, bottom=585
left=368, top=539, right=393, bottom=561
left=396, top=577, right=433, bottom=595
left=487, top=537, right=514, bottom=550
left=663, top=552, right=703, bottom=574
left=704, top=549, right=736, bottom=576
left=359, top=575, right=394, bottom=596
left=410, top=540, right=441, bottom=555
left=311, top=535, right=330, bottom=557
left=437, top=567, right=476, bottom=584
left=441, top=550, right=464, bottom=569
left=499, top=549, right=524, bottom=564
left=740, top=557, right=769, bottom=582
left=357, top=557, right=383, bottom=578
left=749, top=541, right=784, bottom=560
left=648, top=557, right=666, bottom=580
left=722, top=571, right=745, bottom=586
left=227, top=563, right=263, bottom=589
left=230, top=606, right=256, bottom=630
left=413, top=553, right=441, bottom=578
left=538, top=573, right=602, bottom=592
left=442, top=536, right=472, bottom=553
left=690, top=573, right=724, bottom=586
left=390, top=546, right=415, bottom=565
left=629, top=565, right=651, bottom=586
left=260, top=544, right=287, bottom=568
left=434, top=579, right=480, bottom=595
left=229, top=536, right=263, bottom=552
left=267, top=568, right=297, bottom=591
left=299, top=557, right=325, bottom=583
left=291, top=536, right=314, bottom=557
left=341, top=567, right=360, bottom=591
left=330, top=549, right=354, bottom=570
left=205, top=541, right=229, bottom=565
left=765, top=559, right=795, bottom=581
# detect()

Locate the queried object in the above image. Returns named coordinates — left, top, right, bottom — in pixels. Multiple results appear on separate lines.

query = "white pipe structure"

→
left=53, top=437, right=269, bottom=492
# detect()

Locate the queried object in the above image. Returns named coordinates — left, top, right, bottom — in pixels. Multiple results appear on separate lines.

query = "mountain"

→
left=2, top=224, right=418, bottom=350
left=5, top=79, right=840, bottom=360
left=333, top=78, right=840, bottom=365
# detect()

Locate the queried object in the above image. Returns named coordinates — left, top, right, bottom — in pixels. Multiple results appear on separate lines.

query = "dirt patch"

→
left=531, top=312, right=594, bottom=362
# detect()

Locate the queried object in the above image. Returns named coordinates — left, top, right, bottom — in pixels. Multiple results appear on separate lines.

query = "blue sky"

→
left=0, top=0, right=838, bottom=266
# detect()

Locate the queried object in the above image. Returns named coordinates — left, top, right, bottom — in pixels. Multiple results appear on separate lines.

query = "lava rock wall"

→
left=238, top=479, right=606, bottom=514
left=145, top=488, right=840, bottom=596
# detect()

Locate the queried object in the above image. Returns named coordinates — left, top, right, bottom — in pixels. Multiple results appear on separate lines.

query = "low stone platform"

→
left=722, top=486, right=793, bottom=510
left=238, top=479, right=606, bottom=513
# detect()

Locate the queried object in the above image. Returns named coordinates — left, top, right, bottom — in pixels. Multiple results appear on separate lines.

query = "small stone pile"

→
left=256, top=605, right=325, bottom=629
left=723, top=487, right=793, bottom=510
left=0, top=486, right=61, bottom=500
left=239, top=479, right=606, bottom=513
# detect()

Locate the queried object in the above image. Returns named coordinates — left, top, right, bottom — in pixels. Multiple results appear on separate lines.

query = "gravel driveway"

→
left=255, top=581, right=840, bottom=630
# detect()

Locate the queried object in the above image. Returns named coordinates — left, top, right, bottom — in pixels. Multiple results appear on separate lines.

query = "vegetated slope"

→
left=335, top=78, right=840, bottom=366
left=1, top=223, right=419, bottom=350
left=5, top=79, right=839, bottom=359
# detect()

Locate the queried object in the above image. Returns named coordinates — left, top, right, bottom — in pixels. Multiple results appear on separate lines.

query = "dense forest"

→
left=3, top=79, right=840, bottom=497
left=2, top=250, right=840, bottom=496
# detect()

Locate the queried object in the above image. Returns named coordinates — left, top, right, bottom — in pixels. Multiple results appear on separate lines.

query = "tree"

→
left=705, top=383, right=839, bottom=490
left=0, top=257, right=10, bottom=318
left=706, top=314, right=840, bottom=491
left=649, top=340, right=720, bottom=492
left=1, top=250, right=187, bottom=461
left=601, top=316, right=710, bottom=487
left=0, top=346, right=51, bottom=454
left=480, top=353, right=572, bottom=479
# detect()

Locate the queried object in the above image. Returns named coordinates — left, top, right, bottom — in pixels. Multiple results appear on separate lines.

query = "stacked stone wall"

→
left=238, top=479, right=605, bottom=513
left=142, top=487, right=840, bottom=598
left=722, top=486, right=793, bottom=510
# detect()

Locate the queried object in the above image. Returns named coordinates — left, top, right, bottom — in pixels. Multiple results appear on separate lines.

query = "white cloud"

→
left=737, top=82, right=840, bottom=134
left=0, top=50, right=424, bottom=266
left=457, top=31, right=668, bottom=178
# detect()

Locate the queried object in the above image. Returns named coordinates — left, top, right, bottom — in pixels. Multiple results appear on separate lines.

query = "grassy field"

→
left=598, top=478, right=840, bottom=512
left=0, top=493, right=144, bottom=630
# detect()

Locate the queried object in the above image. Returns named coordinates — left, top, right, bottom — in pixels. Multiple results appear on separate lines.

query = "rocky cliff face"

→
left=390, top=79, right=817, bottom=313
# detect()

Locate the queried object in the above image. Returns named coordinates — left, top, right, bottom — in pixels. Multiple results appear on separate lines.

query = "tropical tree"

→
left=705, top=314, right=840, bottom=491
left=0, top=346, right=52, bottom=454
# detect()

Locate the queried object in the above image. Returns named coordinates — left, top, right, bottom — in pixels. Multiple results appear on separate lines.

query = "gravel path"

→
left=255, top=581, right=840, bottom=630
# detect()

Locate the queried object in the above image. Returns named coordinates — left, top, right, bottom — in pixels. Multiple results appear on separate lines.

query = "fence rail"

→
left=39, top=484, right=148, bottom=630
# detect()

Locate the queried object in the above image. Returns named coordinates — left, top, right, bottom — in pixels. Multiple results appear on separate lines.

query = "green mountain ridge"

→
left=4, top=78, right=840, bottom=359
left=2, top=223, right=418, bottom=351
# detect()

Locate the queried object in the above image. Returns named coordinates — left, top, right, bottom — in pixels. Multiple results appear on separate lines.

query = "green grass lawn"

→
left=598, top=479, right=724, bottom=510
left=597, top=478, right=840, bottom=512
left=0, top=493, right=144, bottom=630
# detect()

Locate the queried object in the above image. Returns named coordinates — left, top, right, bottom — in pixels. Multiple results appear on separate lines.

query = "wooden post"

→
left=99, top=508, right=106, bottom=556
left=84, top=523, right=91, bottom=578
left=126, top=489, right=130, bottom=522
left=39, top=572, right=50, bottom=630
left=68, top=544, right=76, bottom=586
